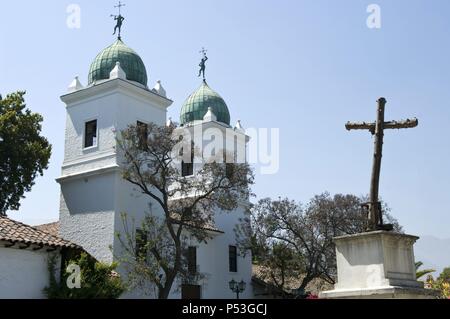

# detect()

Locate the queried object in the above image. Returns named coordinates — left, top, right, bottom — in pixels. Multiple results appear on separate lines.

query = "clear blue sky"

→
left=1, top=0, right=449, bottom=238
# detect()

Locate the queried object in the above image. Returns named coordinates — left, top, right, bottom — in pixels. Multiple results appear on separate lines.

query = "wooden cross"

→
left=345, top=98, right=418, bottom=232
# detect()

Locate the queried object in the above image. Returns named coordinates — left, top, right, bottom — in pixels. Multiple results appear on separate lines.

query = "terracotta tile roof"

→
left=169, top=214, right=223, bottom=234
left=252, top=264, right=333, bottom=296
left=35, top=218, right=225, bottom=237
left=0, top=216, right=79, bottom=249
left=172, top=220, right=224, bottom=233
left=34, top=221, right=60, bottom=237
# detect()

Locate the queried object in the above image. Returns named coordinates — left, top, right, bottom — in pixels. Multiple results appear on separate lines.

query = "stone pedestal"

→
left=320, top=231, right=438, bottom=299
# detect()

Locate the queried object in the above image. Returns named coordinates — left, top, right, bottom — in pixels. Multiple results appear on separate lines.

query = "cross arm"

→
left=346, top=118, right=418, bottom=133
left=383, top=118, right=418, bottom=130
left=345, top=121, right=375, bottom=133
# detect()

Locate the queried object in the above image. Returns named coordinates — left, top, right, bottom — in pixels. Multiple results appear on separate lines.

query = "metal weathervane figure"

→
left=198, top=48, right=208, bottom=80
left=111, top=1, right=126, bottom=39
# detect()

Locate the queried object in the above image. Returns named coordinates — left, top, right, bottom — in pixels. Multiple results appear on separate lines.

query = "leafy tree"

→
left=437, top=267, right=450, bottom=283
left=426, top=272, right=450, bottom=299
left=116, top=123, right=254, bottom=299
left=44, top=252, right=124, bottom=299
left=253, top=242, right=304, bottom=298
left=236, top=193, right=401, bottom=295
left=0, top=91, right=51, bottom=215
left=415, top=261, right=435, bottom=280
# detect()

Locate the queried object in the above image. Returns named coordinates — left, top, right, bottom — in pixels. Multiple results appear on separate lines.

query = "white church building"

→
left=0, top=32, right=254, bottom=299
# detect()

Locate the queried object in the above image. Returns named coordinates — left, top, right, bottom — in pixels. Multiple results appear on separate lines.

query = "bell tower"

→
left=57, top=37, right=172, bottom=263
left=175, top=52, right=253, bottom=298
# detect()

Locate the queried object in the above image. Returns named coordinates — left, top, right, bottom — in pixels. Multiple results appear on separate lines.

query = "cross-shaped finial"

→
left=114, top=1, right=126, bottom=15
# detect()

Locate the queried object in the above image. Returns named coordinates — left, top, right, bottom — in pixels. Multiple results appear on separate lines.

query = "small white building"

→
left=0, top=216, right=79, bottom=299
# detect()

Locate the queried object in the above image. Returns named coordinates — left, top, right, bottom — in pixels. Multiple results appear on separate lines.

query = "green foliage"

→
left=44, top=252, right=125, bottom=299
left=415, top=261, right=435, bottom=280
left=0, top=91, right=52, bottom=215
left=426, top=273, right=450, bottom=299
left=254, top=242, right=304, bottom=297
left=237, top=193, right=402, bottom=294
left=437, top=267, right=450, bottom=283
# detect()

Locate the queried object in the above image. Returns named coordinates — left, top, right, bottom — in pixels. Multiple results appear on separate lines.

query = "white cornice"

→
left=62, top=152, right=117, bottom=170
left=56, top=164, right=121, bottom=183
left=177, top=121, right=250, bottom=142
left=60, top=78, right=173, bottom=109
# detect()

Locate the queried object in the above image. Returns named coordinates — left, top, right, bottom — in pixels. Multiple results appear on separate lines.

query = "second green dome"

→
left=88, top=39, right=148, bottom=87
left=180, top=81, right=231, bottom=126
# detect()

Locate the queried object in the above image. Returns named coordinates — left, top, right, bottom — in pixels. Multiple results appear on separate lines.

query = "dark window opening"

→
left=226, top=163, right=235, bottom=179
left=187, top=246, right=197, bottom=275
left=182, top=206, right=193, bottom=217
left=182, top=161, right=194, bottom=177
left=181, top=144, right=194, bottom=177
left=224, top=149, right=236, bottom=180
left=229, top=245, right=237, bottom=272
left=84, top=120, right=97, bottom=148
left=137, top=121, right=148, bottom=150
left=181, top=284, right=201, bottom=299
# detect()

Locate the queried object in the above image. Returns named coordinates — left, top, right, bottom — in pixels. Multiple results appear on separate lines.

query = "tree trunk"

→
left=158, top=244, right=182, bottom=299
left=298, top=276, right=313, bottom=297
left=158, top=285, right=171, bottom=299
left=159, top=273, right=176, bottom=299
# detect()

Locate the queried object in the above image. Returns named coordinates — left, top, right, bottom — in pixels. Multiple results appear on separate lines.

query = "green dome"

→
left=180, top=81, right=231, bottom=126
left=88, top=39, right=148, bottom=86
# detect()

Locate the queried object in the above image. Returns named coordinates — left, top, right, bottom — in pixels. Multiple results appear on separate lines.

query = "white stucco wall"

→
left=59, top=79, right=171, bottom=265
left=196, top=204, right=253, bottom=299
left=0, top=247, right=59, bottom=299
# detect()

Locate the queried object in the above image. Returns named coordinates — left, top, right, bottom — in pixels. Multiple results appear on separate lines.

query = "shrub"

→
left=44, top=252, right=125, bottom=299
